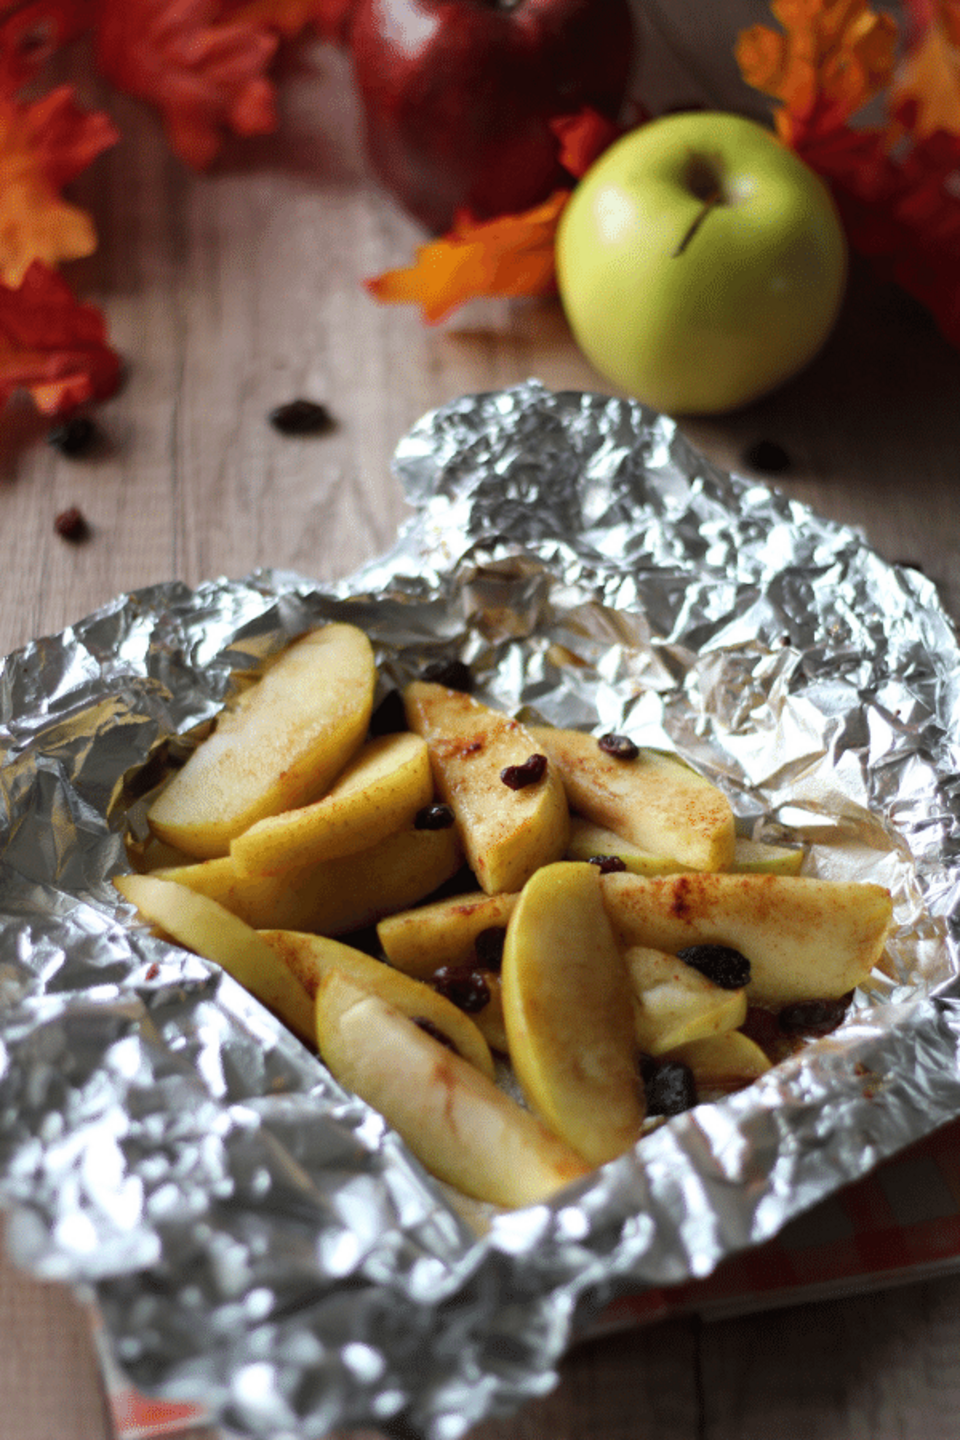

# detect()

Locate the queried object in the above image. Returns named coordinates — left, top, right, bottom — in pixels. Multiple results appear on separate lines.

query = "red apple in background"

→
left=348, top=0, right=637, bottom=234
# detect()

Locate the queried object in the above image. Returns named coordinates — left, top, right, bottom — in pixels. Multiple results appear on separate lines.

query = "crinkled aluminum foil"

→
left=3, top=379, right=960, bottom=1439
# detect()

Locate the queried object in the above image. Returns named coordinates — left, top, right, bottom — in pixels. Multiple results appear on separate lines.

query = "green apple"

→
left=555, top=111, right=848, bottom=415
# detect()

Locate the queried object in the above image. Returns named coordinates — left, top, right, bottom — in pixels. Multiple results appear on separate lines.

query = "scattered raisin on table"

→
left=413, top=1017, right=459, bottom=1054
left=677, top=943, right=751, bottom=990
left=431, top=964, right=490, bottom=1013
left=598, top=732, right=639, bottom=760
left=420, top=658, right=473, bottom=692
left=54, top=506, right=90, bottom=542
left=47, top=415, right=99, bottom=457
left=500, top=753, right=547, bottom=790
left=414, top=802, right=455, bottom=830
left=474, top=926, right=506, bottom=971
left=268, top=398, right=334, bottom=435
left=588, top=854, right=627, bottom=874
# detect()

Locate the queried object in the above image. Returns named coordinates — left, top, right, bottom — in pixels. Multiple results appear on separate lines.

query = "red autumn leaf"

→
left=550, top=107, right=622, bottom=180
left=0, top=259, right=120, bottom=415
left=0, top=88, right=110, bottom=285
left=0, top=0, right=95, bottom=92
left=22, top=82, right=119, bottom=189
left=366, top=190, right=569, bottom=324
left=219, top=0, right=356, bottom=41
left=94, top=0, right=279, bottom=170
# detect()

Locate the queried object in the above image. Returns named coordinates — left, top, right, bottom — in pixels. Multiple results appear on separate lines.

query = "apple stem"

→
left=673, top=189, right=723, bottom=258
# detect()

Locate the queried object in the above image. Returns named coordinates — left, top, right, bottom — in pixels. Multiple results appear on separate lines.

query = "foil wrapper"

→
left=2, top=380, right=960, bottom=1439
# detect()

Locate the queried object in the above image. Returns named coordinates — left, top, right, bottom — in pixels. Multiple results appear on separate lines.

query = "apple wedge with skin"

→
left=258, top=928, right=495, bottom=1079
left=230, top=732, right=433, bottom=877
left=565, top=818, right=690, bottom=876
left=501, top=861, right=645, bottom=1166
left=148, top=623, right=376, bottom=859
left=625, top=944, right=747, bottom=1055
left=113, top=873, right=315, bottom=1045
left=665, top=1031, right=772, bottom=1096
left=601, top=871, right=893, bottom=1010
left=153, top=822, right=463, bottom=935
left=528, top=726, right=735, bottom=873
left=404, top=681, right=569, bottom=894
left=315, top=970, right=592, bottom=1210
left=377, top=889, right=519, bottom=980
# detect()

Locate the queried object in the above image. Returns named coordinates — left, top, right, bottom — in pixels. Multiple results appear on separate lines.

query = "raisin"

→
left=474, top=926, right=505, bottom=971
left=677, top=943, right=751, bottom=990
left=48, top=415, right=99, bottom=457
left=588, top=854, right=627, bottom=874
left=645, top=1059, right=697, bottom=1116
left=54, top=505, right=90, bottom=542
left=420, top=658, right=473, bottom=692
left=778, top=993, right=853, bottom=1037
left=739, top=1006, right=782, bottom=1054
left=598, top=732, right=639, bottom=760
left=268, top=398, right=334, bottom=435
left=431, top=964, right=490, bottom=1013
left=413, top=1017, right=459, bottom=1054
left=369, top=689, right=407, bottom=735
left=500, top=753, right=547, bottom=790
left=414, top=803, right=455, bottom=830
left=742, top=439, right=791, bottom=474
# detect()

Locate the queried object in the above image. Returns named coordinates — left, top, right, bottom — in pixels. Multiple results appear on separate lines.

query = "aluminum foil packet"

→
left=2, top=379, right=960, bottom=1439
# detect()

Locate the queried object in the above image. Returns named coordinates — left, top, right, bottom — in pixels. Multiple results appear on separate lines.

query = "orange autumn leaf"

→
left=0, top=260, right=121, bottom=415
left=893, top=1, right=960, bottom=137
left=0, top=89, right=112, bottom=286
left=94, top=0, right=279, bottom=170
left=366, top=190, right=569, bottom=325
left=736, top=0, right=898, bottom=138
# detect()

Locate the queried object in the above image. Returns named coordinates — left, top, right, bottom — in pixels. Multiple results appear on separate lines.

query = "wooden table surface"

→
left=3, top=34, right=960, bottom=1440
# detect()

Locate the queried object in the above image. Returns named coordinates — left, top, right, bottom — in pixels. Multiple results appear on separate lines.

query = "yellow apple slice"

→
left=601, top=871, right=892, bottom=1009
left=377, top=889, right=519, bottom=980
left=625, top=944, right=747, bottom=1055
left=148, top=623, right=376, bottom=859
left=403, top=681, right=569, bottom=894
left=154, top=822, right=463, bottom=934
left=501, top=861, right=644, bottom=1166
left=258, top=929, right=494, bottom=1078
left=665, top=1031, right=772, bottom=1095
left=470, top=969, right=509, bottom=1054
left=315, top=970, right=592, bottom=1209
left=528, top=725, right=735, bottom=872
left=113, top=873, right=314, bottom=1044
left=730, top=836, right=805, bottom=875
left=230, top=732, right=434, bottom=877
left=565, top=818, right=691, bottom=875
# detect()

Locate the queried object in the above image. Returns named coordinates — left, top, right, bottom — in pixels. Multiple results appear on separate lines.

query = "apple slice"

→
left=501, top=861, right=644, bottom=1166
left=230, top=732, right=433, bottom=877
left=148, top=623, right=376, bottom=859
left=665, top=1031, right=772, bottom=1095
left=601, top=871, right=893, bottom=1009
left=731, top=836, right=804, bottom=875
left=258, top=928, right=494, bottom=1078
left=315, top=971, right=592, bottom=1209
left=403, top=681, right=569, bottom=894
left=565, top=818, right=690, bottom=875
left=625, top=944, right=747, bottom=1055
left=377, top=889, right=519, bottom=980
left=528, top=725, right=735, bottom=872
left=113, top=873, right=314, bottom=1044
left=154, top=822, right=463, bottom=934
